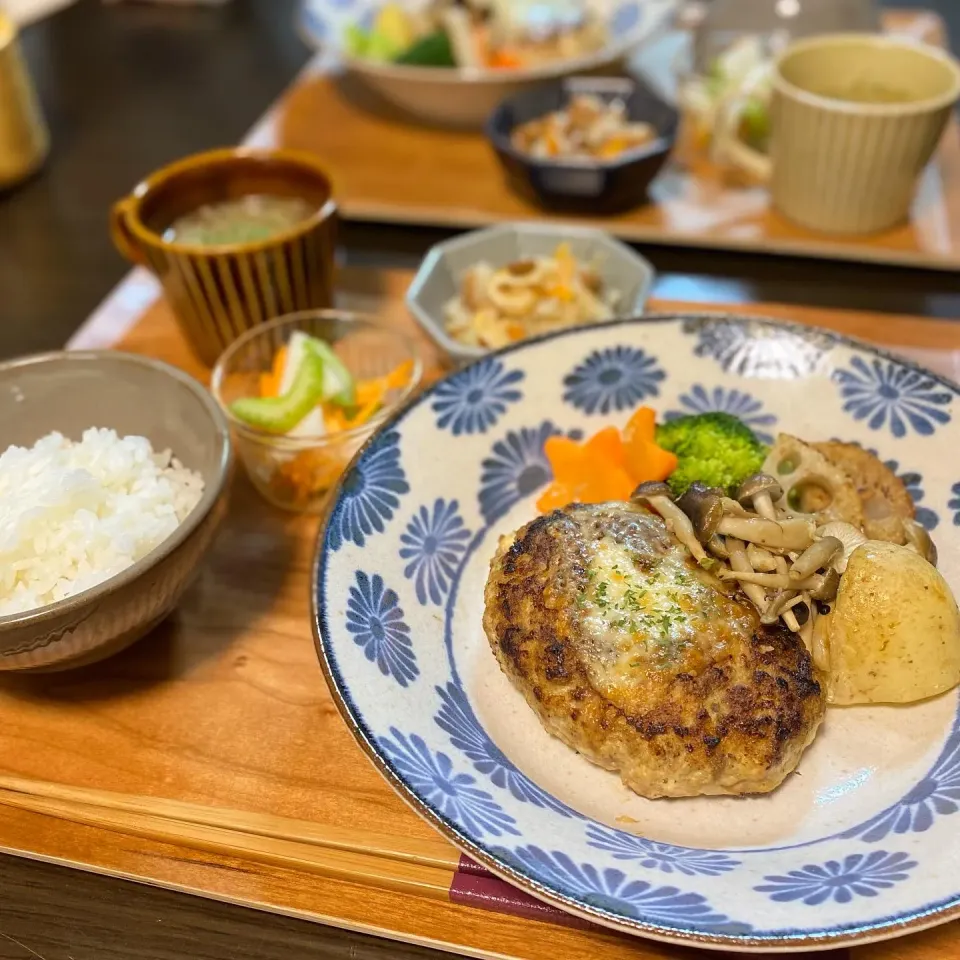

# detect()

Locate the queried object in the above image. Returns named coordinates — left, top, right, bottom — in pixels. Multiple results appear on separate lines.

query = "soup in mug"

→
left=163, top=194, right=315, bottom=246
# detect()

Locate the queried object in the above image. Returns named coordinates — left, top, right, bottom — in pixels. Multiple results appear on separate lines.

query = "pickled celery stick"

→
left=276, top=332, right=327, bottom=436
left=231, top=346, right=327, bottom=434
left=313, top=338, right=357, bottom=408
left=279, top=332, right=356, bottom=412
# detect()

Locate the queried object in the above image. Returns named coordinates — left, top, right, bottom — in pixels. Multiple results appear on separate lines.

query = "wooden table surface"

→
left=2, top=1, right=960, bottom=958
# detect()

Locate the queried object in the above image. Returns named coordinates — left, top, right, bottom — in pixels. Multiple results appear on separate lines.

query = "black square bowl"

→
left=485, top=76, right=678, bottom=216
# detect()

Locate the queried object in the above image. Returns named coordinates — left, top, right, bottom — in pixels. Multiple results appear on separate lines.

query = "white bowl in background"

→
left=298, top=0, right=679, bottom=127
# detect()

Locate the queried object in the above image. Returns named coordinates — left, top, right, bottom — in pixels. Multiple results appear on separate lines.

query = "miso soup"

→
left=163, top=194, right=315, bottom=246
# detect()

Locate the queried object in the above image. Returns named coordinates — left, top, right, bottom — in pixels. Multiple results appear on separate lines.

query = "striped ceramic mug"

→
left=111, top=148, right=338, bottom=366
left=719, top=34, right=960, bottom=235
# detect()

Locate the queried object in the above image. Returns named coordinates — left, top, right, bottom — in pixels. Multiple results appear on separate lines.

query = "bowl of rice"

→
left=0, top=351, right=232, bottom=672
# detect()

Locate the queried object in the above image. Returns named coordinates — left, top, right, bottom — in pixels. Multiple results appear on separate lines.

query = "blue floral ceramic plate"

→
left=313, top=315, right=960, bottom=951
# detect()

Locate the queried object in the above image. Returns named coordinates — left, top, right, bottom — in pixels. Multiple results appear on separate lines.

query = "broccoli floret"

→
left=655, top=412, right=768, bottom=497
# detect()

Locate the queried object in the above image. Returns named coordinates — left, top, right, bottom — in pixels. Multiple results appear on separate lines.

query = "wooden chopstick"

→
left=0, top=775, right=461, bottom=900
left=0, top=773, right=458, bottom=868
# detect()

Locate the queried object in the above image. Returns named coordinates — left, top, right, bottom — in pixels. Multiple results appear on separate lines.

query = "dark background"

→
left=1, top=0, right=959, bottom=362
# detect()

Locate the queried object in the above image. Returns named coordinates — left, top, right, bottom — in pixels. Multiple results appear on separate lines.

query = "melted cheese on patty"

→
left=578, top=535, right=752, bottom=693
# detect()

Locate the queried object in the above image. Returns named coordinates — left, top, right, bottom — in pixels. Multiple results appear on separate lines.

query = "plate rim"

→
left=312, top=312, right=960, bottom=951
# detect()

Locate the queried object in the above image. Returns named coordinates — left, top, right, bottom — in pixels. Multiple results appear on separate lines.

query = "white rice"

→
left=0, top=428, right=205, bottom=616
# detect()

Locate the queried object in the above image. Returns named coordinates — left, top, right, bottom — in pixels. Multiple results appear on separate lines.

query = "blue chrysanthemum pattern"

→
left=499, top=847, right=749, bottom=932
left=435, top=683, right=572, bottom=815
left=882, top=458, right=939, bottom=530
left=585, top=825, right=740, bottom=877
left=755, top=852, right=917, bottom=906
left=345, top=571, right=418, bottom=687
left=844, top=730, right=960, bottom=842
left=665, top=384, right=777, bottom=444
left=834, top=356, right=952, bottom=438
left=950, top=482, right=960, bottom=526
left=327, top=430, right=408, bottom=552
left=431, top=357, right=524, bottom=435
left=684, top=318, right=835, bottom=378
left=563, top=346, right=665, bottom=415
left=379, top=727, right=519, bottom=838
left=399, top=499, right=471, bottom=606
left=477, top=420, right=581, bottom=525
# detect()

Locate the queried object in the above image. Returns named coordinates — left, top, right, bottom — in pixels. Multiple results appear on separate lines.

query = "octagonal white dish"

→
left=314, top=314, right=960, bottom=951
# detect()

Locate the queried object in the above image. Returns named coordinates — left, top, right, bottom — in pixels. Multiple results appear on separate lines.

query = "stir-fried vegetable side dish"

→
left=511, top=94, right=658, bottom=162
left=535, top=404, right=960, bottom=707
left=444, top=243, right=621, bottom=348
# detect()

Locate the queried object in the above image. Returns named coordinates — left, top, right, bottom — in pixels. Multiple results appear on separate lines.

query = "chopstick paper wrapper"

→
left=0, top=775, right=594, bottom=929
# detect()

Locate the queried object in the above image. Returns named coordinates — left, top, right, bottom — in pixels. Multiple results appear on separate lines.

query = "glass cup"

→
left=211, top=311, right=422, bottom=513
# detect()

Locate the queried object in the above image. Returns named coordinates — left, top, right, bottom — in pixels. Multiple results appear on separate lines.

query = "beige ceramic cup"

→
left=768, top=34, right=960, bottom=234
left=0, top=12, right=49, bottom=187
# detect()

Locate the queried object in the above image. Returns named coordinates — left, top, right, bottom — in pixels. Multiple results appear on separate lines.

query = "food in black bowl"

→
left=485, top=76, right=678, bottom=214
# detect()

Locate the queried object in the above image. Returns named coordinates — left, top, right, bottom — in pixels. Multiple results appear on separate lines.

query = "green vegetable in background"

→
left=345, top=3, right=419, bottom=63
left=738, top=97, right=770, bottom=152
left=365, top=29, right=402, bottom=61
left=344, top=24, right=369, bottom=57
left=656, top=412, right=768, bottom=497
left=394, top=30, right=456, bottom=67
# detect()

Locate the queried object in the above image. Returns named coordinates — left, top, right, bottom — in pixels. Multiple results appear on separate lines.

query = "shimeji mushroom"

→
left=904, top=520, right=938, bottom=567
left=736, top=473, right=783, bottom=521
left=746, top=544, right=778, bottom=572
left=676, top=483, right=724, bottom=543
left=762, top=590, right=806, bottom=625
left=718, top=569, right=828, bottom=592
left=716, top=515, right=817, bottom=551
left=653, top=465, right=860, bottom=637
left=631, top=481, right=707, bottom=563
left=708, top=535, right=730, bottom=559
left=725, top=537, right=768, bottom=612
left=790, top=536, right=843, bottom=581
left=720, top=497, right=752, bottom=518
left=815, top=521, right=868, bottom=574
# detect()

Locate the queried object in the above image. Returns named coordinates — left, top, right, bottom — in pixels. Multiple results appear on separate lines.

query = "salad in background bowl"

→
left=299, top=0, right=678, bottom=127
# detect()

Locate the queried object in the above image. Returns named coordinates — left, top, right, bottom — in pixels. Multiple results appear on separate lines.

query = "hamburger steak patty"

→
left=483, top=502, right=826, bottom=798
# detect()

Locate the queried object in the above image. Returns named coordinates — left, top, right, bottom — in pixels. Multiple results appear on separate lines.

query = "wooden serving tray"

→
left=267, top=10, right=960, bottom=272
left=2, top=266, right=960, bottom=959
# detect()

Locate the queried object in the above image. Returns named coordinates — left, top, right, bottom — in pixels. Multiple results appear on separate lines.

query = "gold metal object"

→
left=0, top=11, right=49, bottom=188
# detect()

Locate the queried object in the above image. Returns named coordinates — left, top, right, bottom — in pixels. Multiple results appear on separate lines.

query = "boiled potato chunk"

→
left=827, top=541, right=960, bottom=705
